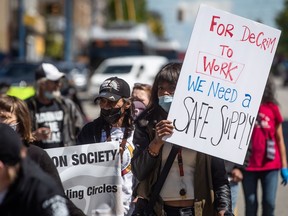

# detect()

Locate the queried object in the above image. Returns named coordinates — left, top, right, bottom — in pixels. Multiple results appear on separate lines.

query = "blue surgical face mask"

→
left=158, top=95, right=173, bottom=112
left=44, top=91, right=54, bottom=100
left=44, top=91, right=61, bottom=100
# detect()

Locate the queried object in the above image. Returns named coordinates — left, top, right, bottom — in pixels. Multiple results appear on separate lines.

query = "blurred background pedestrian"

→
left=0, top=94, right=86, bottom=216
left=25, top=62, right=84, bottom=149
left=131, top=83, right=152, bottom=119
left=242, top=76, right=288, bottom=216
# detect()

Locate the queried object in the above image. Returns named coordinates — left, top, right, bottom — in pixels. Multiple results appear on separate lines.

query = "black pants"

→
left=164, top=205, right=194, bottom=216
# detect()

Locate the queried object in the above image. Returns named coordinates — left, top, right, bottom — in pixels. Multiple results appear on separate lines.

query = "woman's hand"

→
left=148, top=120, right=174, bottom=156
left=154, top=120, right=174, bottom=143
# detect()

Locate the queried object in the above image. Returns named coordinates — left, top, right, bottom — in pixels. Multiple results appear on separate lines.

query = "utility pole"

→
left=18, top=0, right=25, bottom=60
left=126, top=0, right=136, bottom=21
left=64, top=0, right=73, bottom=62
left=115, top=0, right=124, bottom=21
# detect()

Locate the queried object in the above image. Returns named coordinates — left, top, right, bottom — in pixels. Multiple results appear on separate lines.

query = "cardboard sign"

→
left=165, top=4, right=281, bottom=164
left=46, top=142, right=123, bottom=216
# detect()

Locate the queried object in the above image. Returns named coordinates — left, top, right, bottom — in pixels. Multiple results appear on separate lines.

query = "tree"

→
left=275, top=0, right=288, bottom=57
left=107, top=0, right=164, bottom=37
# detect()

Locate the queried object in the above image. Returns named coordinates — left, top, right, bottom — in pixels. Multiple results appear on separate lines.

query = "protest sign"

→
left=165, top=4, right=281, bottom=164
left=45, top=142, right=123, bottom=216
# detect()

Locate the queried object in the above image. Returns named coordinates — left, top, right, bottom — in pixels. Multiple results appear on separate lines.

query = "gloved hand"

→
left=281, top=168, right=288, bottom=186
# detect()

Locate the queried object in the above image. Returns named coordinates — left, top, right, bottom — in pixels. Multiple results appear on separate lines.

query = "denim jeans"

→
left=230, top=181, right=239, bottom=212
left=242, top=170, right=279, bottom=216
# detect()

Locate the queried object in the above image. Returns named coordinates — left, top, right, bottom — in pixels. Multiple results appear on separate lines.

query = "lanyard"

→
left=177, top=147, right=187, bottom=198
left=178, top=148, right=184, bottom=176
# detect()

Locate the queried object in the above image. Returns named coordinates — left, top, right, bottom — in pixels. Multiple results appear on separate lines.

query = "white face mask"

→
left=44, top=91, right=54, bottom=100
left=158, top=95, right=173, bottom=112
left=44, top=91, right=61, bottom=100
left=8, top=122, right=19, bottom=131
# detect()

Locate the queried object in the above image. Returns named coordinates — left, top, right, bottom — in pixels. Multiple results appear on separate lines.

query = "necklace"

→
left=177, top=148, right=187, bottom=199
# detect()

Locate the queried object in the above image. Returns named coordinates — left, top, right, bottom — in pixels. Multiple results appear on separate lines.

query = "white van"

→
left=88, top=55, right=168, bottom=98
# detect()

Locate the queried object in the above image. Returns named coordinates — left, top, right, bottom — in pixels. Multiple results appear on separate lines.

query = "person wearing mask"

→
left=131, top=63, right=232, bottom=216
left=131, top=83, right=152, bottom=119
left=25, top=63, right=84, bottom=149
left=242, top=76, right=288, bottom=216
left=77, top=77, right=135, bottom=215
left=0, top=123, right=69, bottom=215
left=0, top=94, right=85, bottom=216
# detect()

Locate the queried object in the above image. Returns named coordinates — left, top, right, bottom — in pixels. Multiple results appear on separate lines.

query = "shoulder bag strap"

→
left=145, top=145, right=180, bottom=215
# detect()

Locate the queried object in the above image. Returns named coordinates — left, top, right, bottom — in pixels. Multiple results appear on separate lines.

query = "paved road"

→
left=80, top=75, right=288, bottom=216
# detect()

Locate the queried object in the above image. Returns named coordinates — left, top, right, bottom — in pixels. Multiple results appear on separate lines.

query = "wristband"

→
left=147, top=146, right=159, bottom=157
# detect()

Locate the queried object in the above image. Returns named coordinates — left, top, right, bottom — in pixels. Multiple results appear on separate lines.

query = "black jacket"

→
left=0, top=158, right=69, bottom=216
left=77, top=117, right=109, bottom=144
left=27, top=144, right=86, bottom=216
left=25, top=96, right=84, bottom=148
left=131, top=105, right=232, bottom=215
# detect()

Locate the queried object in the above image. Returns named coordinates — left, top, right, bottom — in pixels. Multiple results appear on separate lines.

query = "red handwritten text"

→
left=196, top=52, right=244, bottom=83
left=210, top=15, right=234, bottom=38
left=240, top=25, right=277, bottom=53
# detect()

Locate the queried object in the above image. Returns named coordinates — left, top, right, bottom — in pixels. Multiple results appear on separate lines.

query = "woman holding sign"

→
left=131, top=62, right=233, bottom=216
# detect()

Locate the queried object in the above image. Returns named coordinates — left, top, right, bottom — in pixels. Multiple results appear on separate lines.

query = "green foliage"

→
left=107, top=0, right=164, bottom=37
left=275, top=0, right=288, bottom=57
left=107, top=0, right=147, bottom=22
left=45, top=33, right=64, bottom=60
left=148, top=13, right=164, bottom=38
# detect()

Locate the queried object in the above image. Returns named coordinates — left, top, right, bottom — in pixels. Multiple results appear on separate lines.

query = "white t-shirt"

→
left=160, top=143, right=197, bottom=201
left=100, top=127, right=135, bottom=215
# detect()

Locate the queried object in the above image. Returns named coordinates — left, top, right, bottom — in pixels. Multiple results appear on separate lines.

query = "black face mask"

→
left=100, top=107, right=122, bottom=124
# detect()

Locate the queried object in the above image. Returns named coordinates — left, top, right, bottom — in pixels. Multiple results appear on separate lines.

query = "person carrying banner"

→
left=131, top=62, right=233, bottom=216
left=242, top=76, right=288, bottom=216
left=0, top=123, right=70, bottom=215
left=77, top=77, right=135, bottom=215
left=0, top=94, right=86, bottom=216
left=25, top=62, right=84, bottom=149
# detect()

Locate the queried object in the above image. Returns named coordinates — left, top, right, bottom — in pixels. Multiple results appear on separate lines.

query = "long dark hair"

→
left=261, top=75, right=278, bottom=105
left=148, top=62, right=182, bottom=108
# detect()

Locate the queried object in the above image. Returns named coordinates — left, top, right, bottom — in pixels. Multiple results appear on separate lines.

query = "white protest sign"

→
left=165, top=4, right=281, bottom=164
left=45, top=142, right=123, bottom=216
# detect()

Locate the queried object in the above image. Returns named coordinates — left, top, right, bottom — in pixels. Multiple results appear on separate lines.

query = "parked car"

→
left=52, top=61, right=89, bottom=91
left=0, top=61, right=39, bottom=86
left=0, top=61, right=40, bottom=99
left=88, top=55, right=168, bottom=99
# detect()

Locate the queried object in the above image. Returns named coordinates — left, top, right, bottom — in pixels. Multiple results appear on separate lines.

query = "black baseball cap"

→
left=94, top=77, right=131, bottom=103
left=0, top=123, right=23, bottom=165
